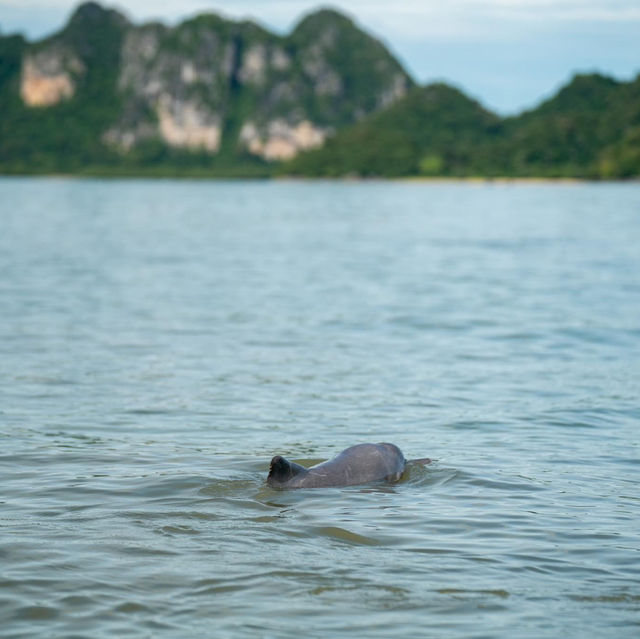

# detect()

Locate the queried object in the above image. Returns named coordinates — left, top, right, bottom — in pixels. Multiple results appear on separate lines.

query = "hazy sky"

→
left=1, top=0, right=639, bottom=114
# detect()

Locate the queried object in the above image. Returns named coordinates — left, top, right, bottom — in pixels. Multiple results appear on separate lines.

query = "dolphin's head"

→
left=267, top=455, right=307, bottom=487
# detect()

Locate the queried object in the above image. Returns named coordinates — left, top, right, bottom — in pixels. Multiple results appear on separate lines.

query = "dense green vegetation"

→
left=282, top=84, right=502, bottom=177
left=488, top=74, right=640, bottom=178
left=0, top=1, right=638, bottom=178
left=284, top=74, right=640, bottom=179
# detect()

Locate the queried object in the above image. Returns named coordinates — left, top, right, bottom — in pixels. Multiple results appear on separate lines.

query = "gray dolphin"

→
left=267, top=442, right=431, bottom=489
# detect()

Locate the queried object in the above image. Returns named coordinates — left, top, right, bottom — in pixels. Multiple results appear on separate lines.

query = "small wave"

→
left=312, top=525, right=381, bottom=546
left=10, top=605, right=60, bottom=621
left=438, top=588, right=510, bottom=598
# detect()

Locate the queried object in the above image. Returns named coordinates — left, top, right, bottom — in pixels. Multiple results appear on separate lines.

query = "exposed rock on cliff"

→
left=239, top=119, right=326, bottom=161
left=104, top=20, right=234, bottom=151
left=20, top=46, right=84, bottom=106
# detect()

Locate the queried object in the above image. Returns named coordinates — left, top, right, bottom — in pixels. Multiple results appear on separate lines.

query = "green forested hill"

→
left=282, top=83, right=502, bottom=177
left=0, top=1, right=638, bottom=178
left=285, top=73, right=640, bottom=178
left=490, top=74, right=640, bottom=177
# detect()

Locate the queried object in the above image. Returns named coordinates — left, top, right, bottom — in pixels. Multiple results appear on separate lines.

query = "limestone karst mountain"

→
left=0, top=2, right=638, bottom=177
left=0, top=1, right=412, bottom=172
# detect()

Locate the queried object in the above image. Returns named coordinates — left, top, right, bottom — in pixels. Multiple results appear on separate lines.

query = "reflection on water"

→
left=1, top=178, right=639, bottom=638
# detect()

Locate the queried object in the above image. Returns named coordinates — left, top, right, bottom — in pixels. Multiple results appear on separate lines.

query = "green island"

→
left=1, top=1, right=638, bottom=179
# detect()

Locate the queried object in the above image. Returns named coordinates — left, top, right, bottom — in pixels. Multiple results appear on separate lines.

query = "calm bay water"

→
left=1, top=177, right=639, bottom=638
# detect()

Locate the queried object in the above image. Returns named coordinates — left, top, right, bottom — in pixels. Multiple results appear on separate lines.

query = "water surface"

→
left=1, top=178, right=639, bottom=637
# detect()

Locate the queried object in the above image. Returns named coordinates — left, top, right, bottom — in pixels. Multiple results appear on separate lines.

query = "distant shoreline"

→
left=1, top=171, right=637, bottom=184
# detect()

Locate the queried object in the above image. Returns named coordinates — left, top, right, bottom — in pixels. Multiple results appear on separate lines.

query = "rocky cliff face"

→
left=103, top=20, right=233, bottom=152
left=20, top=45, right=84, bottom=106
left=14, top=2, right=412, bottom=161
left=18, top=3, right=125, bottom=108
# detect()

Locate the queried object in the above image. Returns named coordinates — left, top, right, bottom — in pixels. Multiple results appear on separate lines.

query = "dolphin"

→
left=266, top=442, right=431, bottom=489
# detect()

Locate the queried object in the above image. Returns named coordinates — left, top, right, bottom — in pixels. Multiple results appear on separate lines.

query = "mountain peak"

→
left=534, top=72, right=621, bottom=115
left=291, top=7, right=356, bottom=37
left=67, top=1, right=128, bottom=30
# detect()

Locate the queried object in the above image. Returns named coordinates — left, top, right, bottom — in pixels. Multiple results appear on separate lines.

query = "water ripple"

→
left=2, top=179, right=640, bottom=639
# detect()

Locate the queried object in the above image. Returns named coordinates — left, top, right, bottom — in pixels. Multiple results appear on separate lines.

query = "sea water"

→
left=1, top=178, right=639, bottom=638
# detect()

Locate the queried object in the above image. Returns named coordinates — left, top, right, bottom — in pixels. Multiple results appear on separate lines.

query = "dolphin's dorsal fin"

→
left=268, top=455, right=307, bottom=484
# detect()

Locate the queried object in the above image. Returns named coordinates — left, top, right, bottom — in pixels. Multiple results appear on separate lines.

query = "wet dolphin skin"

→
left=267, top=443, right=408, bottom=489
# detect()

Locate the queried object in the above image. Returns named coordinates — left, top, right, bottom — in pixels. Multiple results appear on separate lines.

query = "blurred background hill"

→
left=0, top=1, right=638, bottom=178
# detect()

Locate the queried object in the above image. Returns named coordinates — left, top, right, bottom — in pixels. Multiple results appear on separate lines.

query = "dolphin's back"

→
left=268, top=443, right=406, bottom=489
